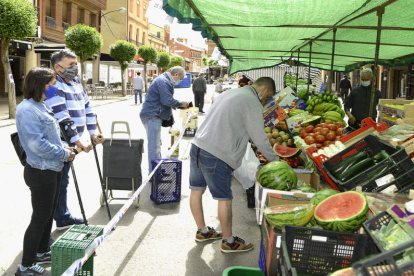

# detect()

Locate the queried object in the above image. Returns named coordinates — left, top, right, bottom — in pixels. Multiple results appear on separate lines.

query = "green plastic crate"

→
left=222, top=266, right=264, bottom=276
left=51, top=225, right=103, bottom=276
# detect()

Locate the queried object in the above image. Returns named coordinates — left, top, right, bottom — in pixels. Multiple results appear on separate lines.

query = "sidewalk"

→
left=0, top=94, right=131, bottom=128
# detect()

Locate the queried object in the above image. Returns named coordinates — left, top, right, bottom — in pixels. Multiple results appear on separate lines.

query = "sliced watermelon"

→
left=314, top=191, right=368, bottom=232
left=273, top=144, right=301, bottom=158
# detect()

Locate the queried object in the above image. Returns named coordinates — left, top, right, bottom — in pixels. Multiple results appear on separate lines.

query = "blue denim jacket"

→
left=16, top=99, right=69, bottom=172
left=140, top=72, right=182, bottom=120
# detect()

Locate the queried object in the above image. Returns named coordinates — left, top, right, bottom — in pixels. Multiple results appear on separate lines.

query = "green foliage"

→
left=157, top=51, right=170, bottom=70
left=65, top=24, right=103, bottom=62
left=138, top=45, right=157, bottom=64
left=0, top=0, right=37, bottom=39
left=201, top=56, right=208, bottom=66
left=169, top=55, right=184, bottom=68
left=208, top=59, right=218, bottom=66
left=110, top=40, right=137, bottom=70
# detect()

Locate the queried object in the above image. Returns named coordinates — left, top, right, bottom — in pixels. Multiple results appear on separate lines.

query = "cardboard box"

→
left=255, top=170, right=319, bottom=225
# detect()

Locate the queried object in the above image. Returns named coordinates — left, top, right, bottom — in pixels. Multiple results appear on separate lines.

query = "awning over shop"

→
left=34, top=42, right=65, bottom=53
left=10, top=40, right=32, bottom=51
left=162, top=0, right=414, bottom=74
left=135, top=55, right=145, bottom=62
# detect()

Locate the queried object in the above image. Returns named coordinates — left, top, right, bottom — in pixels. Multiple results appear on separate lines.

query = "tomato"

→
left=321, top=127, right=330, bottom=136
left=304, top=136, right=315, bottom=145
left=316, top=124, right=322, bottom=128
left=337, top=128, right=344, bottom=136
left=315, top=134, right=326, bottom=143
left=326, top=132, right=336, bottom=141
left=305, top=125, right=314, bottom=133
left=323, top=140, right=331, bottom=147
left=327, top=124, right=337, bottom=131
left=300, top=129, right=307, bottom=139
left=336, top=122, right=346, bottom=128
left=313, top=127, right=322, bottom=133
left=320, top=123, right=327, bottom=128
left=315, top=143, right=323, bottom=148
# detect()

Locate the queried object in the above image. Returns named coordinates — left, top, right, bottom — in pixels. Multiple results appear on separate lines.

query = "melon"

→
left=257, top=161, right=297, bottom=191
left=310, top=189, right=339, bottom=206
left=314, top=191, right=368, bottom=232
left=273, top=144, right=301, bottom=158
left=330, top=267, right=355, bottom=276
left=264, top=204, right=314, bottom=229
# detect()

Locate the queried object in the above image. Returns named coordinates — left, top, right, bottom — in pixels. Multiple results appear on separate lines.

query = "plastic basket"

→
left=353, top=239, right=414, bottom=276
left=280, top=226, right=379, bottom=276
left=222, top=266, right=264, bottom=276
left=51, top=225, right=103, bottom=276
left=150, top=158, right=182, bottom=204
left=322, top=135, right=414, bottom=192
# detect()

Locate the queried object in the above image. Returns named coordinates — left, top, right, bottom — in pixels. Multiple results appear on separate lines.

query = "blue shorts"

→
left=189, top=144, right=234, bottom=200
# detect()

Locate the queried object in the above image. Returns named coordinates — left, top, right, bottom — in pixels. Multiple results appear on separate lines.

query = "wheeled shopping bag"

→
left=101, top=121, right=143, bottom=208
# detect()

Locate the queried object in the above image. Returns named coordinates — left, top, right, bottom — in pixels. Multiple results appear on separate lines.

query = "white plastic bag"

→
left=234, top=143, right=260, bottom=189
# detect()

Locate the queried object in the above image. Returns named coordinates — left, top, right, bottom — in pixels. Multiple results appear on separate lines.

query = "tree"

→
left=65, top=24, right=103, bottom=88
left=138, top=45, right=157, bottom=92
left=109, top=40, right=137, bottom=96
left=0, top=0, right=37, bottom=118
left=169, top=55, right=184, bottom=68
left=157, top=51, right=170, bottom=73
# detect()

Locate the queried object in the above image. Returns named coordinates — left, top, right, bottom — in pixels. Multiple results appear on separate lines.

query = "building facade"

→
left=169, top=38, right=204, bottom=73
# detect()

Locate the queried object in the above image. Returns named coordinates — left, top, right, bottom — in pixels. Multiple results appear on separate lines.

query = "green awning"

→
left=163, top=0, right=414, bottom=74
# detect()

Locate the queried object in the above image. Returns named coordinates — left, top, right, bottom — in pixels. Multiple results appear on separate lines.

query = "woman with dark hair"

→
left=15, top=67, right=75, bottom=276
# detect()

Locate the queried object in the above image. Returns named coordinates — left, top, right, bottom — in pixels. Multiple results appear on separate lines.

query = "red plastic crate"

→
left=305, top=118, right=388, bottom=190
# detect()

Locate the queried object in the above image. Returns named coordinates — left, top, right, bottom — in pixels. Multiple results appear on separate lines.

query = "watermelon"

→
left=314, top=191, right=368, bottom=232
left=273, top=144, right=301, bottom=158
left=264, top=204, right=314, bottom=229
left=257, top=161, right=297, bottom=190
left=310, top=189, right=339, bottom=206
left=330, top=267, right=355, bottom=276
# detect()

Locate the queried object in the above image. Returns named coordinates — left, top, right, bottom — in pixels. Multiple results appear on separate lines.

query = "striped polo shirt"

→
left=45, top=75, right=97, bottom=143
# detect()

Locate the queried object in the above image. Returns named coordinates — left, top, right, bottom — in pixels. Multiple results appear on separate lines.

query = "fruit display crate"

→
left=378, top=99, right=414, bottom=119
left=280, top=226, right=379, bottom=276
left=150, top=158, right=182, bottom=204
left=51, top=225, right=103, bottom=276
left=306, top=117, right=388, bottom=190
left=322, top=135, right=414, bottom=193
left=352, top=239, right=414, bottom=275
left=222, top=266, right=264, bottom=276
left=363, top=206, right=414, bottom=253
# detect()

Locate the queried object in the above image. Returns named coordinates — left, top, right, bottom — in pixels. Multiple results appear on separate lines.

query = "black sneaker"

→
left=15, top=263, right=50, bottom=276
left=56, top=217, right=84, bottom=230
left=34, top=251, right=51, bottom=264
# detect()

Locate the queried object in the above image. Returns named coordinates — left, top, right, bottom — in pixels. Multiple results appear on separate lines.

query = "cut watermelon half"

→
left=273, top=144, right=301, bottom=157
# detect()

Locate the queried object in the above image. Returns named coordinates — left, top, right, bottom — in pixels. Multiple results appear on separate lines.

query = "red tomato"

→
left=304, top=136, right=315, bottom=145
left=315, top=143, right=323, bottom=148
left=320, top=123, right=327, bottom=128
left=326, top=132, right=336, bottom=141
left=316, top=124, right=322, bottom=128
left=315, top=134, right=326, bottom=143
left=313, top=127, right=322, bottom=133
left=321, top=128, right=330, bottom=136
left=336, top=122, right=345, bottom=128
left=323, top=140, right=331, bottom=147
left=327, top=124, right=338, bottom=131
left=305, top=125, right=314, bottom=133
left=337, top=128, right=344, bottom=136
left=300, top=129, right=307, bottom=139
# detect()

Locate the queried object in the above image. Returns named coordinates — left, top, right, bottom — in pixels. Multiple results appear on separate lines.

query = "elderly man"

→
left=45, top=49, right=104, bottom=230
left=140, top=66, right=190, bottom=171
left=345, top=68, right=381, bottom=129
left=192, top=74, right=207, bottom=114
left=189, top=77, right=278, bottom=253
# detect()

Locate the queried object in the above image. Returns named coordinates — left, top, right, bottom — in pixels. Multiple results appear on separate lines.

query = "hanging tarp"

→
left=162, top=0, right=414, bottom=74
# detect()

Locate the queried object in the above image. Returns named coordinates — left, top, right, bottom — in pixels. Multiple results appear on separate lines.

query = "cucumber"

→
left=331, top=151, right=368, bottom=177
left=372, top=150, right=390, bottom=163
left=338, top=158, right=375, bottom=182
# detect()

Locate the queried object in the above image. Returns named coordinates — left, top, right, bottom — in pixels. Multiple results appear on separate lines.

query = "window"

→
left=46, top=0, right=56, bottom=17
left=156, top=32, right=160, bottom=38
left=78, top=8, right=85, bottom=23
left=136, top=3, right=140, bottom=17
left=129, top=24, right=133, bottom=41
left=142, top=32, right=146, bottom=45
left=129, top=0, right=134, bottom=13
left=136, top=28, right=139, bottom=43
left=90, top=13, right=97, bottom=28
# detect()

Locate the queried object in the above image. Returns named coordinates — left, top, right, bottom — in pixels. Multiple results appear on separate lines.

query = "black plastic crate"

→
left=246, top=186, right=255, bottom=209
left=280, top=226, right=379, bottom=276
left=353, top=239, right=414, bottom=276
left=322, top=135, right=414, bottom=193
left=150, top=158, right=182, bottom=204
left=183, top=127, right=197, bottom=137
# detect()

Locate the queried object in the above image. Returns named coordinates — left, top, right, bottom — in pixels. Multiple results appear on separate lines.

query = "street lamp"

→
left=100, top=7, right=127, bottom=19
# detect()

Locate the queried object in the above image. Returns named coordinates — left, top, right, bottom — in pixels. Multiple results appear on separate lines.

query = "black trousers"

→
left=194, top=90, right=205, bottom=112
left=22, top=165, right=61, bottom=266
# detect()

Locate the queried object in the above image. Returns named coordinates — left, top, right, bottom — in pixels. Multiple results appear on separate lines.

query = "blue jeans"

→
left=134, top=89, right=142, bottom=104
left=141, top=117, right=162, bottom=171
left=189, top=145, right=234, bottom=200
left=53, top=162, right=71, bottom=224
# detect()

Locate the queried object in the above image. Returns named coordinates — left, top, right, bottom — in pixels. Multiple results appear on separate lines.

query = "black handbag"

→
left=10, top=132, right=27, bottom=166
left=161, top=115, right=175, bottom=127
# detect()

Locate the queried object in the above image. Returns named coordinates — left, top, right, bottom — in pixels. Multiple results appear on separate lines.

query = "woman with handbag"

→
left=15, top=67, right=75, bottom=276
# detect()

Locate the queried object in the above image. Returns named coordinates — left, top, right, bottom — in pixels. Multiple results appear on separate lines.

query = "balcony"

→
left=46, top=16, right=57, bottom=29
left=62, top=22, right=70, bottom=31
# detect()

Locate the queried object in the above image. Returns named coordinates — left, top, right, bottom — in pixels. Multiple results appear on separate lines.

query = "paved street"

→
left=0, top=84, right=260, bottom=276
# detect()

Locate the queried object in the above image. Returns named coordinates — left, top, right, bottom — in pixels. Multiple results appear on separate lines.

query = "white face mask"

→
left=361, top=80, right=371, bottom=87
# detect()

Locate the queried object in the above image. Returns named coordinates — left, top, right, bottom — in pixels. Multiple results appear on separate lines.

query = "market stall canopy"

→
left=163, top=0, right=414, bottom=74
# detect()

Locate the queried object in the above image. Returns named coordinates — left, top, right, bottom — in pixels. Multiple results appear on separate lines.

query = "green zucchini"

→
left=338, top=158, right=375, bottom=182
left=372, top=150, right=390, bottom=163
left=331, top=151, right=368, bottom=177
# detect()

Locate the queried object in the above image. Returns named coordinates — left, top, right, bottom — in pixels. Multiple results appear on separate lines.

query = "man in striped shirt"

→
left=45, top=49, right=103, bottom=230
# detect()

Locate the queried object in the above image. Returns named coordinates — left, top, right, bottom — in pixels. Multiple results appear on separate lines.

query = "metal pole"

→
left=307, top=42, right=312, bottom=93
left=328, top=28, right=337, bottom=92
left=407, top=63, right=413, bottom=100
left=369, top=7, right=384, bottom=118
left=295, top=49, right=300, bottom=91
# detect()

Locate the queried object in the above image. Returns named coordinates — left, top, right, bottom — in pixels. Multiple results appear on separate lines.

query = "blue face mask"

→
left=44, top=85, right=58, bottom=99
left=175, top=79, right=182, bottom=86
